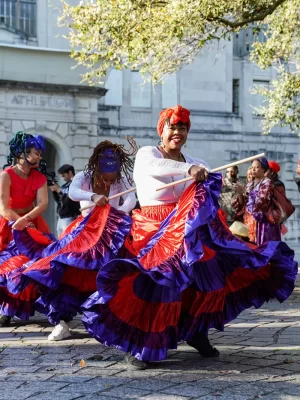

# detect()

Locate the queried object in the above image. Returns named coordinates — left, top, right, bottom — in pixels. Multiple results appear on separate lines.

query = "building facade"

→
left=0, top=0, right=106, bottom=230
left=0, top=1, right=299, bottom=239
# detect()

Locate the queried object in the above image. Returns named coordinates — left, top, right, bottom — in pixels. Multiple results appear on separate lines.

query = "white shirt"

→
left=133, top=146, right=209, bottom=206
left=69, top=171, right=136, bottom=217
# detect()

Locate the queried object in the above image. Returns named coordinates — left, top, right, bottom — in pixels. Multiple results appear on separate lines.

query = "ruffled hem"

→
left=0, top=286, right=38, bottom=320
left=0, top=216, right=52, bottom=310
left=82, top=243, right=296, bottom=362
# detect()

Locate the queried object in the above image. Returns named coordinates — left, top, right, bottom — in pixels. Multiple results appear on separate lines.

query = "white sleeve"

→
left=117, top=177, right=137, bottom=214
left=134, top=146, right=193, bottom=178
left=187, top=156, right=210, bottom=171
left=69, top=171, right=96, bottom=202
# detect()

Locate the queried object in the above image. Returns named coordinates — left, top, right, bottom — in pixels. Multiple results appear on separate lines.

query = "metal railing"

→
left=0, top=0, right=36, bottom=37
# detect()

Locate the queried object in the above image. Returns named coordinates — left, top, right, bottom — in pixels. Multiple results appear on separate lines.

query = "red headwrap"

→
left=268, top=161, right=280, bottom=174
left=157, top=105, right=191, bottom=136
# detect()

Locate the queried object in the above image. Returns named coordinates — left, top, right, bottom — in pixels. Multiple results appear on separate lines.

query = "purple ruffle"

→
left=12, top=230, right=56, bottom=259
left=0, top=240, right=19, bottom=286
left=35, top=284, right=91, bottom=325
left=0, top=297, right=35, bottom=320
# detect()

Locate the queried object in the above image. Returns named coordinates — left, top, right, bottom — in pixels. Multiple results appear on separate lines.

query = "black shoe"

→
left=124, top=353, right=148, bottom=370
left=187, top=332, right=219, bottom=358
left=0, top=315, right=11, bottom=327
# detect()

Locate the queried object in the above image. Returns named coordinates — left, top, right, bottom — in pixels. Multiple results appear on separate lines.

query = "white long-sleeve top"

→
left=69, top=171, right=136, bottom=217
left=133, top=146, right=209, bottom=206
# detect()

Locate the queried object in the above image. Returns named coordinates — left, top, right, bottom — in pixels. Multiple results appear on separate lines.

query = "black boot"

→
left=124, top=353, right=148, bottom=370
left=187, top=332, right=219, bottom=358
left=0, top=315, right=11, bottom=327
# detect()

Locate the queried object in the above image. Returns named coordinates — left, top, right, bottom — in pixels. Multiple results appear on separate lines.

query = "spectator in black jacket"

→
left=49, top=164, right=80, bottom=237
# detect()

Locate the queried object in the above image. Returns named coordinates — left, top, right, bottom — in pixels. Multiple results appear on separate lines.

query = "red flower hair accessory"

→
left=157, top=105, right=191, bottom=136
left=268, top=161, right=280, bottom=174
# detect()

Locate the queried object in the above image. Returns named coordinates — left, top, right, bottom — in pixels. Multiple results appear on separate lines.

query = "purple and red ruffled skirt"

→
left=0, top=215, right=52, bottom=319
left=8, top=206, right=132, bottom=324
left=81, top=173, right=298, bottom=362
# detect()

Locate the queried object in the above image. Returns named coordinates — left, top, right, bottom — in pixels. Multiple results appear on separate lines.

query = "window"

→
left=232, top=79, right=239, bottom=114
left=233, top=26, right=267, bottom=57
left=0, top=0, right=36, bottom=37
left=251, top=80, right=269, bottom=114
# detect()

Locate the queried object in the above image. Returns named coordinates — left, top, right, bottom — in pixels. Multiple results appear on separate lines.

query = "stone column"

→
left=70, top=94, right=99, bottom=172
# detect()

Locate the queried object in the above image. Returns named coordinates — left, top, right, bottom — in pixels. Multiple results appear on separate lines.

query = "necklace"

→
left=160, top=146, right=187, bottom=198
left=16, top=165, right=30, bottom=178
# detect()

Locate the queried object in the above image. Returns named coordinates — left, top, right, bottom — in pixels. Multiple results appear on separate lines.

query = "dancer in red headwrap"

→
left=82, top=105, right=297, bottom=370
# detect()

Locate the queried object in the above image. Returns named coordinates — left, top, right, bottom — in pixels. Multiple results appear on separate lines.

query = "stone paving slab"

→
left=1, top=267, right=300, bottom=399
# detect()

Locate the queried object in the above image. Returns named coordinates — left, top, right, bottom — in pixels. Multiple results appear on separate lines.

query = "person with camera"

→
left=48, top=164, right=80, bottom=237
left=219, top=165, right=244, bottom=225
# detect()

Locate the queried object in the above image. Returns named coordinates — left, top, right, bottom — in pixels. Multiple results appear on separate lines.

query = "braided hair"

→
left=84, top=137, right=138, bottom=186
left=3, top=131, right=52, bottom=180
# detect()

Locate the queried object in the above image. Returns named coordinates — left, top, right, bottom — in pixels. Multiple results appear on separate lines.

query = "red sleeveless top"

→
left=3, top=167, right=46, bottom=209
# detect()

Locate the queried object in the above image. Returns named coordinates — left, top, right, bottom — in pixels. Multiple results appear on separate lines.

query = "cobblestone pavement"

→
left=1, top=271, right=300, bottom=399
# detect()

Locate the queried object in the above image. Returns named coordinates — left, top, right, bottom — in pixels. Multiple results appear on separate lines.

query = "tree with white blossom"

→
left=59, top=0, right=300, bottom=134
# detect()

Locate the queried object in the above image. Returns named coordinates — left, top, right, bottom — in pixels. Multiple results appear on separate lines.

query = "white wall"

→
left=0, top=46, right=97, bottom=86
left=0, top=0, right=77, bottom=50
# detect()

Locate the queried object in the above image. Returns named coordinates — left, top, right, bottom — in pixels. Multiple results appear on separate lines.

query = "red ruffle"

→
left=0, top=254, right=30, bottom=275
left=125, top=187, right=216, bottom=267
left=108, top=264, right=272, bottom=334
left=181, top=264, right=271, bottom=316
left=61, top=267, right=97, bottom=293
left=0, top=215, right=50, bottom=251
left=139, top=186, right=197, bottom=269
left=25, top=205, right=111, bottom=272
left=125, top=204, right=176, bottom=256
left=109, top=273, right=181, bottom=332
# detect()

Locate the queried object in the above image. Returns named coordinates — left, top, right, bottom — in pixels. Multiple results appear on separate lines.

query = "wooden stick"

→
left=79, top=187, right=136, bottom=212
left=79, top=152, right=265, bottom=211
left=155, top=152, right=265, bottom=191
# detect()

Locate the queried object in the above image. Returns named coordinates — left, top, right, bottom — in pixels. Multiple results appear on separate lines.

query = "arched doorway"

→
left=43, top=139, right=58, bottom=234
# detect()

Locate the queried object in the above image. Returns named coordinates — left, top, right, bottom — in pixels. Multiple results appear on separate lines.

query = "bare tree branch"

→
left=208, top=0, right=287, bottom=28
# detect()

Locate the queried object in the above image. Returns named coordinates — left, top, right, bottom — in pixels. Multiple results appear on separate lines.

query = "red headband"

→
left=157, top=105, right=191, bottom=136
left=268, top=161, right=280, bottom=174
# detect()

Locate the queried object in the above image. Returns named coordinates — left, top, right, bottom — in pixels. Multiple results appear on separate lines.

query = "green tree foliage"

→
left=59, top=0, right=300, bottom=133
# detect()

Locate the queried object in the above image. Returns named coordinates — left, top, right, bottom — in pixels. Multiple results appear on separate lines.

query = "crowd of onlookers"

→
left=219, top=158, right=295, bottom=246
